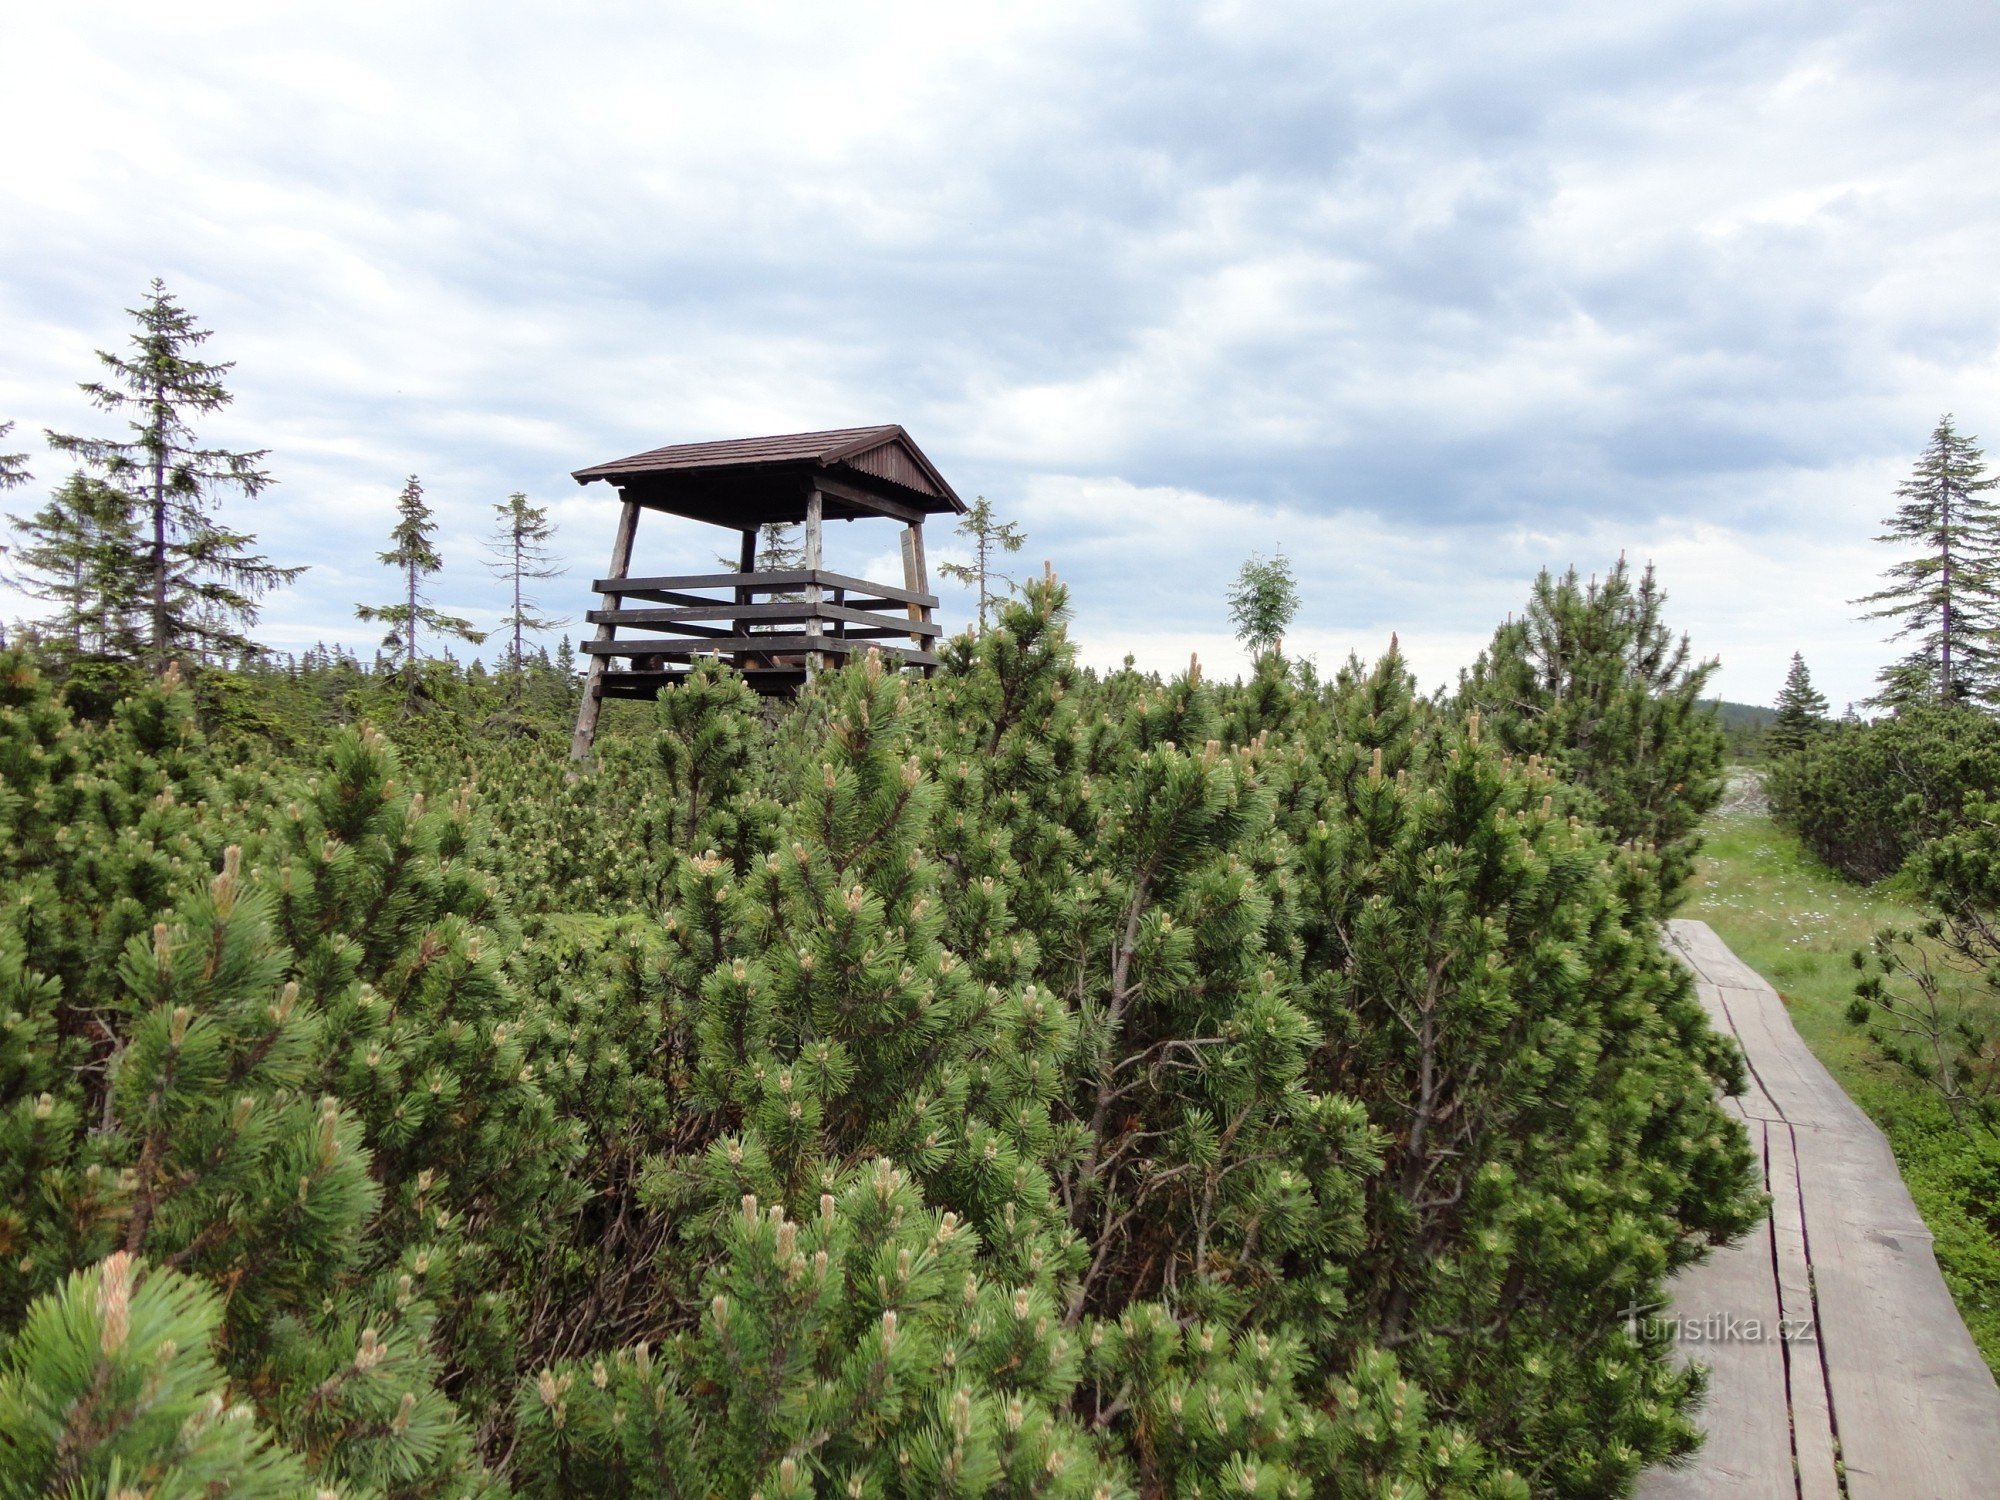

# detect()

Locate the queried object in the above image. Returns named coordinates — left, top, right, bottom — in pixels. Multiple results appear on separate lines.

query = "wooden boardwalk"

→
left=1637, top=920, right=2000, bottom=1499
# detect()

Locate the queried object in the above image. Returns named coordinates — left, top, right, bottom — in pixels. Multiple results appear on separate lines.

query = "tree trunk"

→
left=803, top=488, right=824, bottom=680
left=512, top=531, right=525, bottom=671
left=1942, top=467, right=1955, bottom=701
left=976, top=530, right=991, bottom=632
left=151, top=376, right=168, bottom=669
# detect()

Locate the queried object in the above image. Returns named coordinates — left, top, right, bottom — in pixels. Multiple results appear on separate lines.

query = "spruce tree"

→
left=552, top=635, right=580, bottom=714
left=938, top=496, right=1027, bottom=634
left=718, top=521, right=807, bottom=600
left=1854, top=414, right=2000, bottom=705
left=3, top=473, right=148, bottom=664
left=45, top=279, right=301, bottom=666
left=1768, top=651, right=1830, bottom=756
left=485, top=490, right=566, bottom=672
left=0, top=420, right=28, bottom=491
left=357, top=476, right=487, bottom=705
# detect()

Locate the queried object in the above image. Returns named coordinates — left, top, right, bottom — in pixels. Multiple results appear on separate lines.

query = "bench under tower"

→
left=567, top=424, right=965, bottom=760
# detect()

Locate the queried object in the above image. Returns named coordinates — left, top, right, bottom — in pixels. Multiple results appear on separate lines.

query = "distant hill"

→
left=1706, top=698, right=1775, bottom=760
left=1707, top=699, right=1774, bottom=731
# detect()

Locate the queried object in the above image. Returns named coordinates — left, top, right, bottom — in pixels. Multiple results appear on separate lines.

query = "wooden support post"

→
left=900, top=522, right=931, bottom=670
left=569, top=496, right=642, bottom=762
left=735, top=527, right=757, bottom=668
left=803, top=487, right=824, bottom=680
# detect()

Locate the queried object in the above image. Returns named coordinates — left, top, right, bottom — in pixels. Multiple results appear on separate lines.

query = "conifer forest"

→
left=0, top=282, right=1769, bottom=1500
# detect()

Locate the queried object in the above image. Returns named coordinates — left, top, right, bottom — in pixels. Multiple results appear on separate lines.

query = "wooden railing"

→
left=583, top=568, right=940, bottom=697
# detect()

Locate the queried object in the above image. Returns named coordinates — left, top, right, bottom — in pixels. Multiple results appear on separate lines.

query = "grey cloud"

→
left=4, top=0, right=1998, bottom=712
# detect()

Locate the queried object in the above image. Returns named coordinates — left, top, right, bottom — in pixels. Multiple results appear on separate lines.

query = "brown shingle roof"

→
left=573, top=425, right=905, bottom=480
left=572, top=424, right=966, bottom=521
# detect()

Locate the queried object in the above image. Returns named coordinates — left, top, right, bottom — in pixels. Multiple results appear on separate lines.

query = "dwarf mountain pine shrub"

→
left=0, top=569, right=1754, bottom=1499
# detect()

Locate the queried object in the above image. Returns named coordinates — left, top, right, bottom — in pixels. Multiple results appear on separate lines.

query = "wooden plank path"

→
left=1637, top=920, right=2000, bottom=1499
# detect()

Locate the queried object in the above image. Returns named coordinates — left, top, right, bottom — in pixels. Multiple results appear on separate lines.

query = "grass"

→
left=1684, top=790, right=2000, bottom=1372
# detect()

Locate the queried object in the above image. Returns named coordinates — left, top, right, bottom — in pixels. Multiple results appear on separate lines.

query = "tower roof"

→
left=573, top=424, right=965, bottom=527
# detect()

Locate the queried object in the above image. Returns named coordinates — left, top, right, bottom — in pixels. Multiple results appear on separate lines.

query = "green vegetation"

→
left=0, top=281, right=1773, bottom=1497
left=0, top=421, right=29, bottom=492
left=1460, top=556, right=1724, bottom=904
left=1226, top=550, right=1300, bottom=658
left=0, top=565, right=1754, bottom=1497
left=1701, top=698, right=1777, bottom=762
left=0, top=1253, right=314, bottom=1498
left=937, top=495, right=1027, bottom=634
left=1767, top=652, right=1830, bottom=757
left=1736, top=415, right=2000, bottom=1377
left=1767, top=703, right=2000, bottom=882
left=1684, top=795, right=2000, bottom=1371
left=357, top=474, right=489, bottom=688
left=1853, top=413, right=2000, bottom=708
left=44, top=278, right=301, bottom=669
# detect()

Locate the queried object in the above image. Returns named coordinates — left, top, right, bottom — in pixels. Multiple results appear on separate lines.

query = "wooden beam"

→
left=581, top=635, right=938, bottom=666
left=601, top=666, right=809, bottom=700
left=804, top=488, right=824, bottom=680
left=901, top=522, right=932, bottom=669
left=590, top=568, right=937, bottom=608
left=805, top=602, right=947, bottom=635
left=584, top=602, right=942, bottom=636
left=809, top=569, right=938, bottom=608
left=584, top=611, right=739, bottom=639
left=613, top=586, right=728, bottom=608
left=812, top=471, right=929, bottom=526
left=735, top=528, right=759, bottom=666
left=570, top=498, right=642, bottom=761
left=595, top=568, right=814, bottom=593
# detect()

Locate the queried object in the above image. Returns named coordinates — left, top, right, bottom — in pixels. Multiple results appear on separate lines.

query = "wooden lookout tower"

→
left=567, top=425, right=965, bottom=759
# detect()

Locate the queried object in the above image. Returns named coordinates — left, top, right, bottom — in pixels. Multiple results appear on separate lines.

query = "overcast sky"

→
left=4, top=1, right=1998, bottom=709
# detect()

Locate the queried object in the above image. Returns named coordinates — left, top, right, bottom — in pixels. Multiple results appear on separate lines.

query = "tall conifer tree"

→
left=938, top=496, right=1026, bottom=633
left=3, top=474, right=147, bottom=663
left=485, top=490, right=566, bottom=671
left=1769, top=651, right=1830, bottom=756
left=1853, top=414, right=2000, bottom=706
left=2, top=423, right=37, bottom=642
left=356, top=476, right=486, bottom=702
left=45, top=280, right=301, bottom=666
